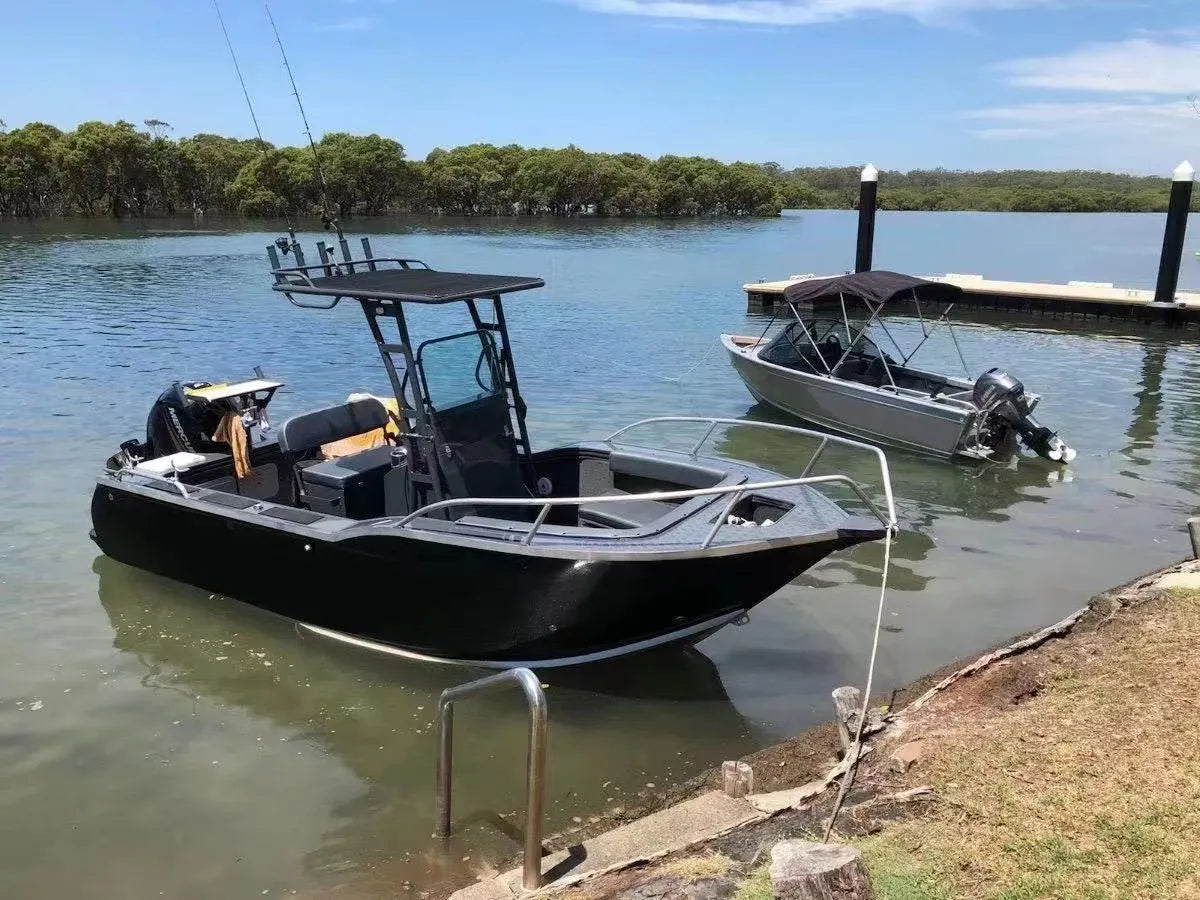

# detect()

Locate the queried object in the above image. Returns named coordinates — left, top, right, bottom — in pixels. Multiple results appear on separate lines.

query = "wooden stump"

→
left=831, top=686, right=862, bottom=752
left=769, top=840, right=874, bottom=899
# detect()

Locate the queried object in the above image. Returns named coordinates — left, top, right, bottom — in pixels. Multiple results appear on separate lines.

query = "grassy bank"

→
left=856, top=585, right=1200, bottom=899
left=548, top=569, right=1200, bottom=900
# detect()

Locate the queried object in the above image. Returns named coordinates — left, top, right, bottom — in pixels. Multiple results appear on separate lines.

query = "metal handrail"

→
left=603, top=416, right=897, bottom=526
left=113, top=467, right=190, bottom=499
left=435, top=668, right=547, bottom=891
left=270, top=257, right=432, bottom=308
left=392, top=418, right=896, bottom=545
left=395, top=473, right=890, bottom=548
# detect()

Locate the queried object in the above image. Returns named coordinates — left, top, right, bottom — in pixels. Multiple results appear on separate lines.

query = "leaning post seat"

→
left=278, top=398, right=393, bottom=518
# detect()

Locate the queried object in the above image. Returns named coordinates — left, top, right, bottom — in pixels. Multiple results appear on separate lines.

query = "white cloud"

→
left=999, top=37, right=1200, bottom=94
left=566, top=0, right=1059, bottom=27
left=968, top=98, right=1198, bottom=140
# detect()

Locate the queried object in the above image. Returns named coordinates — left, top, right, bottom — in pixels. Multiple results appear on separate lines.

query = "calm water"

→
left=1, top=211, right=1197, bottom=898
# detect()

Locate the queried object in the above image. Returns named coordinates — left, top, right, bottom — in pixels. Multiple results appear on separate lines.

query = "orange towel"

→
left=213, top=412, right=251, bottom=479
left=320, top=393, right=403, bottom=459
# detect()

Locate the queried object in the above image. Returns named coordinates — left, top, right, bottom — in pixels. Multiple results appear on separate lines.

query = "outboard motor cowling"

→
left=973, top=368, right=1076, bottom=463
left=145, top=381, right=226, bottom=458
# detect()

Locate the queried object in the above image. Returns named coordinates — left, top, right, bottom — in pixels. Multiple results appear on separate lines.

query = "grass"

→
left=658, top=852, right=734, bottom=882
left=732, top=865, right=773, bottom=900
left=857, top=588, right=1200, bottom=900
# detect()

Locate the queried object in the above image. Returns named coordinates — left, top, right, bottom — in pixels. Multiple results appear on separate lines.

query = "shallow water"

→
left=0, top=211, right=1197, bottom=897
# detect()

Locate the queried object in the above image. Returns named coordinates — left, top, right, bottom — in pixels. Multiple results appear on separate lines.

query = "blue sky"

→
left=1, top=0, right=1196, bottom=174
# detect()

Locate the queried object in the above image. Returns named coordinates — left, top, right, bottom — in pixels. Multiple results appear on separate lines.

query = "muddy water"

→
left=0, top=212, right=1197, bottom=896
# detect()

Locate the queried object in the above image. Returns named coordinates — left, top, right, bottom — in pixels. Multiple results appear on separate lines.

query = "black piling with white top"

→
left=1153, top=160, right=1194, bottom=306
left=855, top=164, right=879, bottom=273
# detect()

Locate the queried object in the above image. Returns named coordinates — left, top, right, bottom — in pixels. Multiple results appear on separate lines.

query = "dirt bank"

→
left=544, top=560, right=1200, bottom=899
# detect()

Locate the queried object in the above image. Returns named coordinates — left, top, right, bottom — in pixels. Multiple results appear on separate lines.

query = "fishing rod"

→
left=210, top=0, right=302, bottom=262
left=264, top=1, right=354, bottom=269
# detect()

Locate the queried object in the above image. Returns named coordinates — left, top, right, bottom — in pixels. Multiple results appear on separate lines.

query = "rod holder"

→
left=435, top=668, right=548, bottom=891
left=855, top=164, right=879, bottom=273
left=1153, top=160, right=1194, bottom=305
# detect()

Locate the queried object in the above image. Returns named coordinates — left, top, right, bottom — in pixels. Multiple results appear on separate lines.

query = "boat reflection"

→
left=93, top=555, right=760, bottom=893
left=709, top=404, right=1076, bottom=592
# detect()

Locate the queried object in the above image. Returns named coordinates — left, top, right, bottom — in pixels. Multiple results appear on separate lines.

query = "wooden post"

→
left=769, top=840, right=874, bottom=899
left=831, top=686, right=862, bottom=752
left=855, top=164, right=878, bottom=273
left=1153, top=160, right=1194, bottom=305
left=722, top=760, right=753, bottom=798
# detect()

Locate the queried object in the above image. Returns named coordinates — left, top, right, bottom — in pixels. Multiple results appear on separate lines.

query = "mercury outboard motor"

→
left=973, top=368, right=1076, bottom=463
left=145, top=381, right=226, bottom=457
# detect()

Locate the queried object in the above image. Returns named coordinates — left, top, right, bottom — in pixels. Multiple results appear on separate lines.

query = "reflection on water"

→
left=1, top=212, right=1198, bottom=896
left=62, top=556, right=760, bottom=897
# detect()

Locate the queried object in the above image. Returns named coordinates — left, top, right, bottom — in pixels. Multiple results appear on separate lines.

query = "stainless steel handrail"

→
left=435, top=668, right=547, bottom=891
left=604, top=416, right=896, bottom=526
left=113, top=467, right=190, bottom=499
left=395, top=473, right=890, bottom=548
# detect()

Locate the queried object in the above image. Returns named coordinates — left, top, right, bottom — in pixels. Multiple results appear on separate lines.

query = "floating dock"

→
left=745, top=272, right=1200, bottom=324
left=749, top=160, right=1197, bottom=326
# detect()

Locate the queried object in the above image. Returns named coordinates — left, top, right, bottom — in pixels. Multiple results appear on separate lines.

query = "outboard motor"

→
left=973, top=368, right=1076, bottom=463
left=144, top=381, right=226, bottom=457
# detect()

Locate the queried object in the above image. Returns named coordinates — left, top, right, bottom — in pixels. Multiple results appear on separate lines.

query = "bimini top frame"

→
left=772, top=270, right=973, bottom=391
left=266, top=235, right=543, bottom=510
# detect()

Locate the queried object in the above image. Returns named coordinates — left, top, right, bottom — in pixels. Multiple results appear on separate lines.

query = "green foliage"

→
left=0, top=120, right=1193, bottom=218
left=779, top=165, right=1200, bottom=213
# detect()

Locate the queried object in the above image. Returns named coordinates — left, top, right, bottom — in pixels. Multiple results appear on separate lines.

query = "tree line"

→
left=0, top=119, right=1194, bottom=219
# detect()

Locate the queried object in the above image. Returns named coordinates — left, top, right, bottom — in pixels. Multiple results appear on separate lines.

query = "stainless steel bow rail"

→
left=435, top=668, right=548, bottom=891
left=395, top=417, right=898, bottom=544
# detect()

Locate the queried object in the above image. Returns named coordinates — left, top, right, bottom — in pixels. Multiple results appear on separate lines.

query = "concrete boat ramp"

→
left=451, top=790, right=768, bottom=899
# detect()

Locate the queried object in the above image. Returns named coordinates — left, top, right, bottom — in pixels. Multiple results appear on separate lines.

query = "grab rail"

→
left=605, top=416, right=896, bottom=527
left=435, top=668, right=548, bottom=891
left=393, top=417, right=896, bottom=546
left=113, top=467, right=190, bottom=499
left=396, top=473, right=891, bottom=548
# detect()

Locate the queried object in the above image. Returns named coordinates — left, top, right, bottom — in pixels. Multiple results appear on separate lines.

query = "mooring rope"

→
left=823, top=522, right=895, bottom=842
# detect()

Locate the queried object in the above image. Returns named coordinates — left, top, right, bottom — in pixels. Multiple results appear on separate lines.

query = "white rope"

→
left=823, top=523, right=894, bottom=842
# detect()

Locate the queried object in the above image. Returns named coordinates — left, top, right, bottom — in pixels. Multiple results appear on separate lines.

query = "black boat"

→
left=90, top=235, right=896, bottom=666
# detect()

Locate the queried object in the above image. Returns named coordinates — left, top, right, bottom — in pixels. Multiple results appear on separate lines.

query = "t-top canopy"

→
left=273, top=267, right=545, bottom=304
left=782, top=271, right=963, bottom=307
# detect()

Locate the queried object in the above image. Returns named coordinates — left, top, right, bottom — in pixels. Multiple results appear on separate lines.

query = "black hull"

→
left=91, top=485, right=859, bottom=664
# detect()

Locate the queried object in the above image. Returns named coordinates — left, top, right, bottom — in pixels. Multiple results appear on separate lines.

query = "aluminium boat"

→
left=90, top=233, right=895, bottom=667
left=722, top=271, right=1076, bottom=463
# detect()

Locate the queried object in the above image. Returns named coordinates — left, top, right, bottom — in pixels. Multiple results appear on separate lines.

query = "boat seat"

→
left=579, top=494, right=676, bottom=529
left=608, top=451, right=727, bottom=489
left=277, top=399, right=391, bottom=510
left=301, top=444, right=394, bottom=488
left=278, top=398, right=390, bottom=455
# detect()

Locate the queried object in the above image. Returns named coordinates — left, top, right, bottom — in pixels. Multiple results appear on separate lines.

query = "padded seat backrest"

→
left=278, top=398, right=389, bottom=455
left=608, top=452, right=727, bottom=489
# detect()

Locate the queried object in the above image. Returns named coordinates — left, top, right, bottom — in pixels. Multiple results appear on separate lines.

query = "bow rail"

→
left=393, top=418, right=897, bottom=548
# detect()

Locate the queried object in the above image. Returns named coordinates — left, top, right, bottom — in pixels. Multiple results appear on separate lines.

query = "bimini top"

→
left=782, top=271, right=963, bottom=308
left=272, top=264, right=545, bottom=304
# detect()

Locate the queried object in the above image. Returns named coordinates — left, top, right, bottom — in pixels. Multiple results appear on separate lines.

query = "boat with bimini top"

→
left=722, top=271, right=1076, bottom=463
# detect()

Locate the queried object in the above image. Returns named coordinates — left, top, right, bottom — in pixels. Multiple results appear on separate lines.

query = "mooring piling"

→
left=854, top=164, right=879, bottom=273
left=1153, top=160, right=1194, bottom=306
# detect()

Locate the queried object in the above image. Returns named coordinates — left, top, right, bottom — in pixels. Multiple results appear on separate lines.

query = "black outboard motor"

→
left=145, top=381, right=226, bottom=457
left=973, top=368, right=1075, bottom=463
